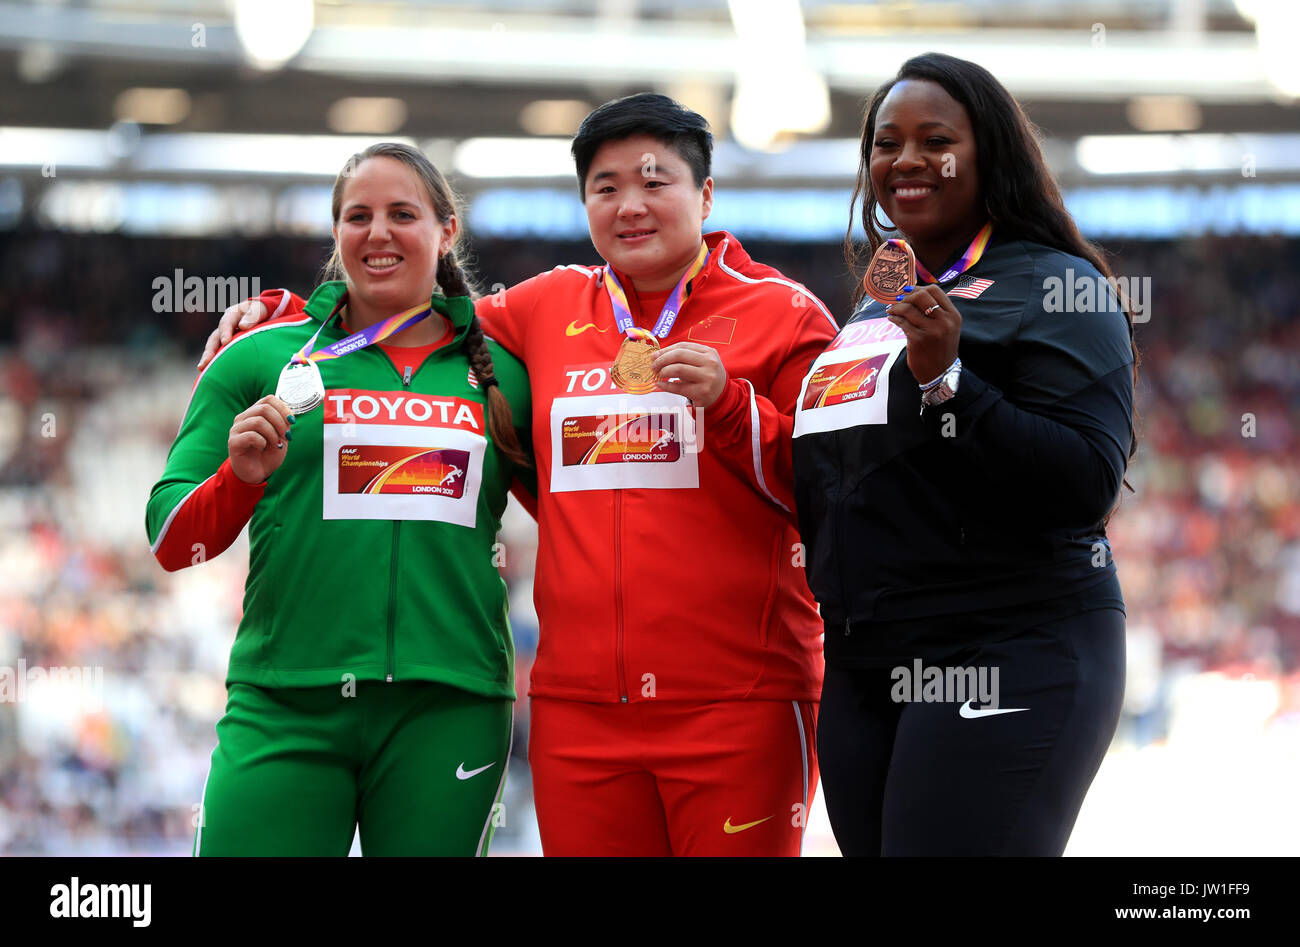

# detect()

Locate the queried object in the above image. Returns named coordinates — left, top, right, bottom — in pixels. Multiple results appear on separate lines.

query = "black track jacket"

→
left=792, top=233, right=1135, bottom=665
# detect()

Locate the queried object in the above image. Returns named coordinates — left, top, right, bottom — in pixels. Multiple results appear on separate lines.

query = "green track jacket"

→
left=146, top=282, right=532, bottom=698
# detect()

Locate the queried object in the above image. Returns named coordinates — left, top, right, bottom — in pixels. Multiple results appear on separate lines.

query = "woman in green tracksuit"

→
left=146, top=143, right=532, bottom=856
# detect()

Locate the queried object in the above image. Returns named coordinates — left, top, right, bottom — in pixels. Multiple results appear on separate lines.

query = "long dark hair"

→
left=846, top=52, right=1139, bottom=499
left=326, top=142, right=529, bottom=469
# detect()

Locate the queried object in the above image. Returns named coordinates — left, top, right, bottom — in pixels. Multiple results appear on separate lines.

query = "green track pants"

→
left=194, top=680, right=512, bottom=856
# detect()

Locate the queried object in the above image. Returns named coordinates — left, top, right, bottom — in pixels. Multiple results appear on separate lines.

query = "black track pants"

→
left=816, top=608, right=1125, bottom=856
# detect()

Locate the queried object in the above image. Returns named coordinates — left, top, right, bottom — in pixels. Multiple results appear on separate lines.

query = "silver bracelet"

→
left=918, top=357, right=961, bottom=392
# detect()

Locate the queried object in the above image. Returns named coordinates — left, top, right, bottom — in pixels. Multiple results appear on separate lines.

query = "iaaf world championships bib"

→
left=321, top=388, right=487, bottom=527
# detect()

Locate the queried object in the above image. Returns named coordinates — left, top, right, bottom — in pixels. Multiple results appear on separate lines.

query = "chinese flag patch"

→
left=687, top=315, right=736, bottom=345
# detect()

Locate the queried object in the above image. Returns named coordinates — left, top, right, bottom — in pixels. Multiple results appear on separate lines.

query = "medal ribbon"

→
left=910, top=220, right=994, bottom=285
left=291, top=295, right=434, bottom=366
left=603, top=241, right=709, bottom=340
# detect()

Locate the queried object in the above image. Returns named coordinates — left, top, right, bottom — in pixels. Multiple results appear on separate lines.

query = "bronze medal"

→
left=610, top=329, right=660, bottom=395
left=863, top=240, right=917, bottom=304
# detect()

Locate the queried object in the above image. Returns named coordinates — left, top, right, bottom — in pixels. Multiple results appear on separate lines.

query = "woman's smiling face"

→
left=869, top=78, right=984, bottom=266
left=333, top=155, right=455, bottom=317
left=582, top=134, right=713, bottom=292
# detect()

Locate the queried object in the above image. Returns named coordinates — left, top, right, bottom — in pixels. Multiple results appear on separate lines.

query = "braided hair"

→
left=436, top=252, right=530, bottom=468
left=327, top=142, right=530, bottom=470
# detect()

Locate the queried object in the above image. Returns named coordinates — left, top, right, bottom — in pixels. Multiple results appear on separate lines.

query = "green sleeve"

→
left=146, top=333, right=269, bottom=547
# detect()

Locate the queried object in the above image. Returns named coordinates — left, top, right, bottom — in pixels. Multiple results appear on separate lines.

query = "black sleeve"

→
left=923, top=362, right=1134, bottom=530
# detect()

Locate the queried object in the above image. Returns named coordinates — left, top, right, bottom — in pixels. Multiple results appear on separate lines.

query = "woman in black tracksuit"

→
left=792, top=53, right=1138, bottom=855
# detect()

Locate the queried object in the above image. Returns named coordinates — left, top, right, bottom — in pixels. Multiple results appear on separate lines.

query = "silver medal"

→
left=275, top=360, right=325, bottom=414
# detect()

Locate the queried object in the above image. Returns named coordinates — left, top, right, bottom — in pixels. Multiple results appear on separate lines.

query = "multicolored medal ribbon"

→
left=275, top=295, right=435, bottom=414
left=604, top=242, right=709, bottom=394
left=913, top=220, right=993, bottom=285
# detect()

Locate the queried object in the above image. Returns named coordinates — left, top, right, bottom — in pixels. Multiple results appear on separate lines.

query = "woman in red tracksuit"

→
left=200, top=94, right=837, bottom=856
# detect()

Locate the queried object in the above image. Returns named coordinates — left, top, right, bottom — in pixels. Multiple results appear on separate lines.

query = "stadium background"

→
left=0, top=0, right=1297, bottom=855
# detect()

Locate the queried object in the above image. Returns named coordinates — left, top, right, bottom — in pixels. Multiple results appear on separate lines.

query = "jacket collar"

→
left=302, top=280, right=474, bottom=345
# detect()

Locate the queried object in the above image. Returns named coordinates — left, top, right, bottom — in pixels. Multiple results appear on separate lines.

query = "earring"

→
left=873, top=202, right=897, bottom=232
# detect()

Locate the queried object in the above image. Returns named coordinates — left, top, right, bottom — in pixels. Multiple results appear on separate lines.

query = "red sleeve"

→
left=705, top=297, right=838, bottom=526
left=257, top=288, right=307, bottom=322
left=509, top=476, right=538, bottom=520
left=207, top=287, right=309, bottom=353
left=476, top=277, right=539, bottom=360
left=152, top=458, right=266, bottom=572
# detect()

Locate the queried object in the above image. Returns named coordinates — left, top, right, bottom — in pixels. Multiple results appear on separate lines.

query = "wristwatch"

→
left=919, top=358, right=962, bottom=413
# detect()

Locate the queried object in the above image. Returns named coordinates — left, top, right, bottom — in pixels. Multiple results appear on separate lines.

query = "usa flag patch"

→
left=948, top=276, right=993, bottom=300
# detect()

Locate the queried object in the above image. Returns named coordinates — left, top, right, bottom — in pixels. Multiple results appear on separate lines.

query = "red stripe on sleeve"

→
left=154, top=458, right=266, bottom=572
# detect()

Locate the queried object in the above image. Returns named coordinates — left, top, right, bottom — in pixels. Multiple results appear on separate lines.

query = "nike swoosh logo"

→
left=723, top=815, right=774, bottom=834
left=566, top=320, right=610, bottom=336
left=959, top=700, right=1029, bottom=719
left=455, top=762, right=496, bottom=780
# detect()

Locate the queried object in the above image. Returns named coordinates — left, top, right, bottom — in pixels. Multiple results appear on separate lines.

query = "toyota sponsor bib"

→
left=549, top=363, right=699, bottom=493
left=322, top=388, right=487, bottom=526
left=793, top=317, right=907, bottom=438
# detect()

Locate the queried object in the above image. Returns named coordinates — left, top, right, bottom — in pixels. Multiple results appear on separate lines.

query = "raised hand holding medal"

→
left=228, top=394, right=295, bottom=484
left=605, top=242, right=727, bottom=405
left=229, top=293, right=438, bottom=484
left=650, top=341, right=727, bottom=407
left=881, top=222, right=993, bottom=385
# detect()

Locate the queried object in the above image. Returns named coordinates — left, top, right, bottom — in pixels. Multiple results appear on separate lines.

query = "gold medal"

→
left=863, top=240, right=917, bottom=304
left=610, top=328, right=660, bottom=395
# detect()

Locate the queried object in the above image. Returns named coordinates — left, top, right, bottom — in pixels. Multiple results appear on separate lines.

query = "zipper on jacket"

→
left=837, top=442, right=852, bottom=638
left=826, top=325, right=853, bottom=637
left=387, top=522, right=400, bottom=681
left=614, top=491, right=628, bottom=702
left=383, top=349, right=437, bottom=681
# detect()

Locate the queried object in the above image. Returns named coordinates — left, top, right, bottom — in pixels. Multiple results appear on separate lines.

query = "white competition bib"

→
left=321, top=388, right=486, bottom=527
left=550, top=391, right=700, bottom=493
left=793, top=317, right=907, bottom=438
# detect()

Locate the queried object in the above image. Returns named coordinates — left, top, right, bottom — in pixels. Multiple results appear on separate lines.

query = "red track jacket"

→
left=253, top=231, right=837, bottom=702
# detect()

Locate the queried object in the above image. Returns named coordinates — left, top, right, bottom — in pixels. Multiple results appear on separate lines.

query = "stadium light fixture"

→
left=453, top=138, right=574, bottom=179
left=518, top=100, right=593, bottom=137
left=133, top=133, right=417, bottom=176
left=1235, top=0, right=1300, bottom=98
left=1076, top=133, right=1300, bottom=175
left=234, top=0, right=315, bottom=71
left=326, top=98, right=409, bottom=135
left=1126, top=96, right=1202, bottom=133
left=0, top=127, right=112, bottom=170
left=113, top=89, right=192, bottom=126
left=16, top=43, right=63, bottom=84
left=727, top=0, right=830, bottom=152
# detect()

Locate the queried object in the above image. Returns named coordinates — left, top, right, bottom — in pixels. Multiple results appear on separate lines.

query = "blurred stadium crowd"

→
left=0, top=229, right=1296, bottom=854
